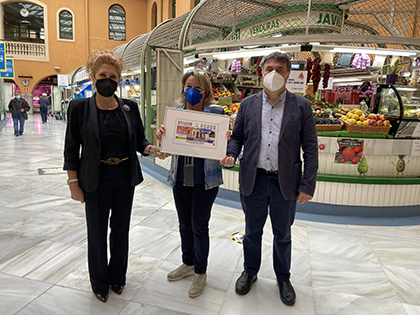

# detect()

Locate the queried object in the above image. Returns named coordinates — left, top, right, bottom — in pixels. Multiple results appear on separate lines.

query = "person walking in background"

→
left=220, top=52, right=318, bottom=306
left=64, top=49, right=168, bottom=304
left=74, top=88, right=84, bottom=99
left=8, top=91, right=31, bottom=136
left=156, top=70, right=227, bottom=298
left=38, top=93, right=50, bottom=124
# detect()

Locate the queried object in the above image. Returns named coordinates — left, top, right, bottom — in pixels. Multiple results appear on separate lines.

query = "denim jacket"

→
left=168, top=105, right=224, bottom=190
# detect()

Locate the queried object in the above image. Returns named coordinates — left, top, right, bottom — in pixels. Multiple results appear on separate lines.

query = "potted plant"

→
left=386, top=59, right=402, bottom=85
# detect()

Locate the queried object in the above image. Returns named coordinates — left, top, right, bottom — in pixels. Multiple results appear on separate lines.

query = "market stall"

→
left=156, top=0, right=420, bottom=215
left=67, top=0, right=420, bottom=215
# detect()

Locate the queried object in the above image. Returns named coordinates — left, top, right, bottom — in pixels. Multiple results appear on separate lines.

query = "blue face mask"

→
left=15, top=95, right=20, bottom=99
left=184, top=88, right=203, bottom=106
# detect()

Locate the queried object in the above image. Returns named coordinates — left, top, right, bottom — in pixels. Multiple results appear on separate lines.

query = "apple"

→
left=378, top=114, right=386, bottom=121
left=376, top=120, right=383, bottom=126
left=369, top=119, right=376, bottom=126
left=383, top=120, right=390, bottom=126
left=368, top=114, right=375, bottom=119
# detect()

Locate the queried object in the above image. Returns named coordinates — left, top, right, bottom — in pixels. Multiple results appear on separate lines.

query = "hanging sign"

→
left=286, top=70, right=307, bottom=94
left=57, top=74, right=69, bottom=87
left=232, top=7, right=343, bottom=40
left=0, top=58, right=14, bottom=79
left=0, top=42, right=5, bottom=71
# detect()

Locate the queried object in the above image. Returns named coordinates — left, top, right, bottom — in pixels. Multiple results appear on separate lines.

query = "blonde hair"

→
left=177, top=70, right=215, bottom=106
left=85, top=49, right=124, bottom=79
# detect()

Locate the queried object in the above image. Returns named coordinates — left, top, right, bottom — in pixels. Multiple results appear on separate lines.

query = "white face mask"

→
left=263, top=70, right=285, bottom=92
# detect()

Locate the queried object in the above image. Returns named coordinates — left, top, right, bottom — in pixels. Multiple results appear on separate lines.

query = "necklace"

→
left=97, top=102, right=118, bottom=110
left=96, top=94, right=118, bottom=110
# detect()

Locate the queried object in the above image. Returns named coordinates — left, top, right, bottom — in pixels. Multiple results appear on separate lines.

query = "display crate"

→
left=340, top=119, right=391, bottom=134
left=316, top=121, right=343, bottom=131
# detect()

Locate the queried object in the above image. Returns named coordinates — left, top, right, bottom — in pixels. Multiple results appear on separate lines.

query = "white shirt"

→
left=257, top=90, right=286, bottom=171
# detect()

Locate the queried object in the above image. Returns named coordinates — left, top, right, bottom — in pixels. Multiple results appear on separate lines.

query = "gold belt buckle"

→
left=101, top=157, right=128, bottom=165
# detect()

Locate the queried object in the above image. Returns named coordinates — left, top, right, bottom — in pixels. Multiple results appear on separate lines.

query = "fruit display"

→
left=313, top=116, right=341, bottom=125
left=222, top=105, right=233, bottom=114
left=339, top=108, right=390, bottom=127
left=230, top=103, right=240, bottom=114
left=221, top=103, right=240, bottom=115
left=218, top=91, right=232, bottom=98
left=240, top=76, right=256, bottom=86
left=403, top=108, right=420, bottom=118
left=310, top=99, right=329, bottom=108
left=212, top=83, right=226, bottom=100
left=313, top=106, right=342, bottom=130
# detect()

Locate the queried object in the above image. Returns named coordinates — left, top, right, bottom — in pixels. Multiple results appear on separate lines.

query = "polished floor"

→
left=0, top=113, right=420, bottom=315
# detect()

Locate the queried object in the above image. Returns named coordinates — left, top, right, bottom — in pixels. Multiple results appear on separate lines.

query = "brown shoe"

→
left=95, top=292, right=108, bottom=303
left=111, top=284, right=124, bottom=295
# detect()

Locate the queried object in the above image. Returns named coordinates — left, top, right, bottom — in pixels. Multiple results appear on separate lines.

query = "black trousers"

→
left=240, top=173, right=296, bottom=281
left=173, top=182, right=218, bottom=274
left=84, top=177, right=134, bottom=294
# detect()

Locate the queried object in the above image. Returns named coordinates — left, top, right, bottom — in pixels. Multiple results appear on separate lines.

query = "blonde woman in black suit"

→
left=64, top=50, right=168, bottom=303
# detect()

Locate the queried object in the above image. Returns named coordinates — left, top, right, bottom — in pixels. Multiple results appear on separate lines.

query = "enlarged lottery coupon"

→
left=174, top=119, right=218, bottom=147
left=161, top=107, right=230, bottom=160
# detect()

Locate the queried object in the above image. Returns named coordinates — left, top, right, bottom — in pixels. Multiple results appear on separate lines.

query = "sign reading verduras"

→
left=161, top=107, right=230, bottom=160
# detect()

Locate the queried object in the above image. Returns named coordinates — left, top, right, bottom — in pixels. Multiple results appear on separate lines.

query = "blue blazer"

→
left=63, top=94, right=151, bottom=193
left=226, top=90, right=318, bottom=200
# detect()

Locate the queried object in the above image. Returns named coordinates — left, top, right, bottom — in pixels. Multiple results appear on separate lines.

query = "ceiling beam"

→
left=184, top=34, right=420, bottom=52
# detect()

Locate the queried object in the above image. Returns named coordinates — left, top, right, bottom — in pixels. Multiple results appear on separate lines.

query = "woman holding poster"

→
left=156, top=70, right=225, bottom=298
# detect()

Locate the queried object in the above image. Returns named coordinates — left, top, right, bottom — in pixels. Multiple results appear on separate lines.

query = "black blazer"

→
left=63, top=94, right=151, bottom=193
left=227, top=90, right=318, bottom=200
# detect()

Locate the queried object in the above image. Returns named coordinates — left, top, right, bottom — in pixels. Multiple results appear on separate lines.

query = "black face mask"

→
left=95, top=78, right=118, bottom=97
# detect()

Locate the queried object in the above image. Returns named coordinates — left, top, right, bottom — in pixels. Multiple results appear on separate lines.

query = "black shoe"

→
left=277, top=280, right=296, bottom=306
left=235, top=271, right=257, bottom=295
left=19, top=133, right=23, bottom=135
left=111, top=284, right=124, bottom=295
left=94, top=292, right=108, bottom=303
left=14, top=133, right=19, bottom=137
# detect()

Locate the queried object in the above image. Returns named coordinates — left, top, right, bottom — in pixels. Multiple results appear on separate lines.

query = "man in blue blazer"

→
left=221, top=52, right=318, bottom=306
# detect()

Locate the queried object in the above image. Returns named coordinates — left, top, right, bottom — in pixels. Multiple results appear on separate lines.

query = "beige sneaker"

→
left=167, top=264, right=194, bottom=281
left=188, top=273, right=207, bottom=298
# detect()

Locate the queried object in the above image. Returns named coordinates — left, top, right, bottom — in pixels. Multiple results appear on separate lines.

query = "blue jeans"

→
left=13, top=111, right=25, bottom=134
left=240, top=173, right=296, bottom=281
left=40, top=106, right=48, bottom=123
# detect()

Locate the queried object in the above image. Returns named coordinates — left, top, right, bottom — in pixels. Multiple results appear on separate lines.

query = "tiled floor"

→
left=1, top=113, right=420, bottom=315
